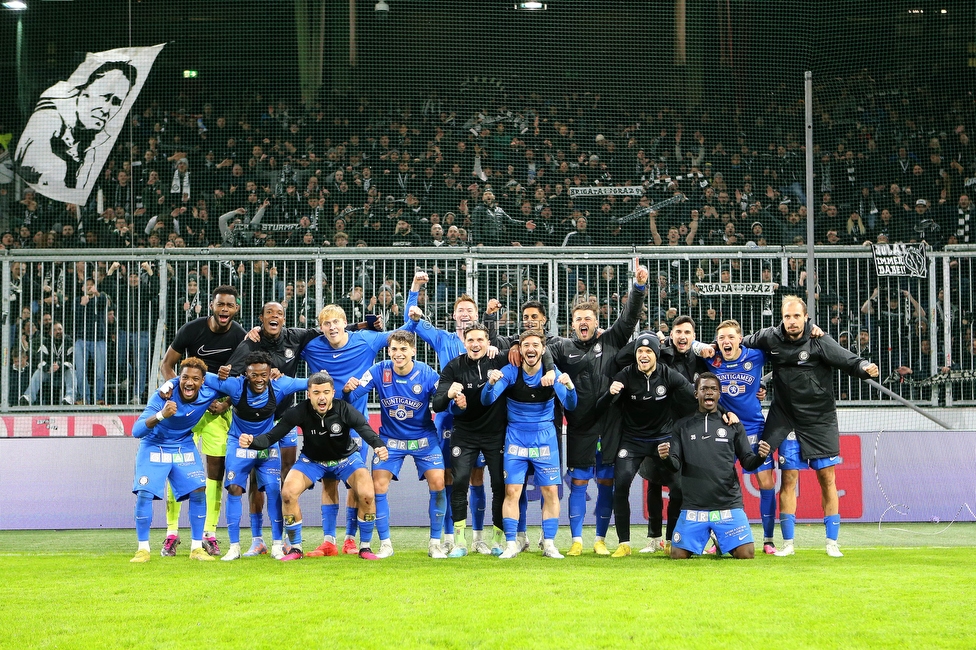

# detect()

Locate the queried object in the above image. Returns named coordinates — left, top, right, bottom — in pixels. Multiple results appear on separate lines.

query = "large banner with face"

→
left=14, top=44, right=165, bottom=204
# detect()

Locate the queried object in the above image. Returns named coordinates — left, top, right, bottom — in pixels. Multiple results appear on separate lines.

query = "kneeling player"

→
left=656, top=373, right=771, bottom=559
left=346, top=331, right=447, bottom=559
left=482, top=330, right=577, bottom=559
left=239, top=372, right=388, bottom=561
left=130, top=357, right=219, bottom=562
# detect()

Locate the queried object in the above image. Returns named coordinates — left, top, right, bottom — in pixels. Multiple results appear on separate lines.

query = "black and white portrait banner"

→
left=872, top=243, right=928, bottom=278
left=14, top=44, right=165, bottom=204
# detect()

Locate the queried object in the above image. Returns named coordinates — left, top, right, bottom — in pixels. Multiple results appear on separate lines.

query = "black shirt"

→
left=169, top=317, right=247, bottom=373
left=431, top=354, right=509, bottom=442
left=251, top=399, right=381, bottom=462
left=657, top=410, right=765, bottom=511
left=601, top=363, right=697, bottom=442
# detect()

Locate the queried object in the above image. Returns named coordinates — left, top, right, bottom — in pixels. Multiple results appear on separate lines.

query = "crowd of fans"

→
left=1, top=69, right=975, bottom=252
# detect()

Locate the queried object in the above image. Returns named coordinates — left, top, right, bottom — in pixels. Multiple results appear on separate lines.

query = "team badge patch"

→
left=227, top=471, right=236, bottom=480
left=618, top=449, right=627, bottom=458
left=673, top=532, right=681, bottom=543
left=640, top=338, right=650, bottom=347
left=138, top=476, right=149, bottom=485
left=656, top=385, right=666, bottom=396
left=744, top=361, right=753, bottom=371
left=331, top=423, right=342, bottom=433
left=284, top=348, right=295, bottom=359
left=412, top=384, right=423, bottom=394
left=799, top=351, right=809, bottom=361
left=594, top=342, right=602, bottom=354
left=717, top=428, right=728, bottom=438
left=452, top=446, right=461, bottom=457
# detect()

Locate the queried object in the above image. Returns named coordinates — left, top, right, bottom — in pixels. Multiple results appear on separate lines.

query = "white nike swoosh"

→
left=197, top=346, right=233, bottom=357
left=702, top=435, right=711, bottom=439
left=332, top=353, right=343, bottom=358
left=738, top=534, right=749, bottom=540
left=568, top=354, right=582, bottom=359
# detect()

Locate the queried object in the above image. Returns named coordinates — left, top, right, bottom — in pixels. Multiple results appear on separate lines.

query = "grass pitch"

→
left=2, top=524, right=974, bottom=649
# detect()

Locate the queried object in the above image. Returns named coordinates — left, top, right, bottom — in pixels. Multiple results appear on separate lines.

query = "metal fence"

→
left=3, top=245, right=976, bottom=411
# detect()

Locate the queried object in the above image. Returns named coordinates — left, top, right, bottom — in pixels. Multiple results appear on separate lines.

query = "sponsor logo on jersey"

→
left=721, top=510, right=732, bottom=520
left=709, top=511, right=721, bottom=522
left=698, top=511, right=709, bottom=522
left=443, top=429, right=452, bottom=439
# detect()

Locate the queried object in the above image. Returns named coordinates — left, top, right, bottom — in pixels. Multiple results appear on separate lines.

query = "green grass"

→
left=2, top=525, right=974, bottom=649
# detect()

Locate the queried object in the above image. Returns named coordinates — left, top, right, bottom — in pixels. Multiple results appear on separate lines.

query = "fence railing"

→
left=3, top=245, right=975, bottom=411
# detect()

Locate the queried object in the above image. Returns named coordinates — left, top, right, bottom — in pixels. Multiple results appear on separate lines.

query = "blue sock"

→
left=135, top=491, right=153, bottom=542
left=265, top=485, right=283, bottom=541
left=595, top=483, right=613, bottom=538
left=358, top=518, right=374, bottom=546
left=542, top=517, right=558, bottom=541
left=470, top=484, right=486, bottom=531
left=250, top=513, right=264, bottom=539
left=345, top=506, right=358, bottom=537
left=824, top=514, right=840, bottom=541
left=760, top=489, right=776, bottom=539
left=517, top=488, right=528, bottom=533
left=225, top=493, right=242, bottom=544
left=569, top=482, right=587, bottom=539
left=188, top=489, right=206, bottom=541
left=375, top=493, right=390, bottom=541
left=444, top=485, right=454, bottom=535
left=781, top=513, right=796, bottom=541
left=321, top=504, right=339, bottom=539
left=429, top=489, right=446, bottom=540
left=285, top=520, right=303, bottom=546
left=503, top=516, right=518, bottom=542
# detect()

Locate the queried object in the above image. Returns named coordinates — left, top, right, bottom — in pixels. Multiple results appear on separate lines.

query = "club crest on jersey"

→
left=284, top=348, right=295, bottom=359
left=227, top=471, right=236, bottom=480
left=717, top=428, right=728, bottom=438
left=673, top=532, right=681, bottom=542
left=726, top=382, right=741, bottom=396
left=618, top=449, right=627, bottom=458
left=138, top=476, right=149, bottom=485
left=412, top=384, right=423, bottom=394
left=330, top=423, right=342, bottom=433
left=743, top=361, right=753, bottom=371
left=656, top=385, right=666, bottom=396
left=383, top=368, right=393, bottom=384
left=452, top=446, right=461, bottom=457
left=799, top=351, right=809, bottom=361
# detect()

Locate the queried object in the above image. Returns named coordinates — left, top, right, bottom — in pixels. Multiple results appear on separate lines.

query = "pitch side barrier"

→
left=3, top=245, right=976, bottom=410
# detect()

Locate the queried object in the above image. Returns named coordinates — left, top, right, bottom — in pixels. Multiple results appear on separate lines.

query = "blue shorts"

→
left=567, top=449, right=615, bottom=481
left=672, top=508, right=753, bottom=555
left=224, top=436, right=281, bottom=491
left=133, top=440, right=207, bottom=500
left=278, top=427, right=300, bottom=449
left=354, top=435, right=369, bottom=463
left=293, top=452, right=366, bottom=484
left=503, top=434, right=560, bottom=486
left=778, top=433, right=842, bottom=471
left=741, top=433, right=774, bottom=475
left=372, top=433, right=444, bottom=480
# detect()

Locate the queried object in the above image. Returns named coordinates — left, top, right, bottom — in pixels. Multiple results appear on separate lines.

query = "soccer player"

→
left=157, top=285, right=245, bottom=557
left=301, top=305, right=392, bottom=556
left=404, top=272, right=496, bottom=554
left=227, top=301, right=320, bottom=557
left=547, top=266, right=649, bottom=556
left=201, top=351, right=308, bottom=560
left=615, top=315, right=709, bottom=553
left=430, top=323, right=509, bottom=558
left=743, top=295, right=879, bottom=557
left=709, top=319, right=778, bottom=554
left=345, top=330, right=448, bottom=559
left=130, top=357, right=219, bottom=562
left=482, top=330, right=577, bottom=559
left=239, top=372, right=388, bottom=561
left=655, top=373, right=772, bottom=559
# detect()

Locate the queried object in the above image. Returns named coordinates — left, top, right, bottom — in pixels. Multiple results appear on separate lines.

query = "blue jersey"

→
left=710, top=345, right=766, bottom=437
left=348, top=360, right=439, bottom=440
left=301, top=330, right=389, bottom=416
left=204, top=374, right=307, bottom=439
left=133, top=386, right=218, bottom=446
left=403, top=291, right=466, bottom=370
left=482, top=366, right=577, bottom=431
